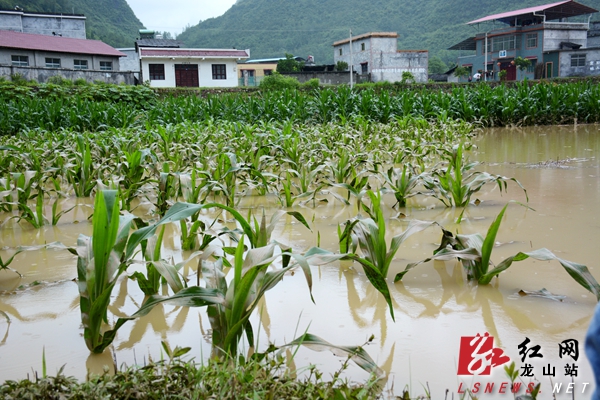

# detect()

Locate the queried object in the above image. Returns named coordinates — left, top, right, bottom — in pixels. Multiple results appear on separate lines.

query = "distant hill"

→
left=176, top=0, right=600, bottom=65
left=0, top=0, right=143, bottom=48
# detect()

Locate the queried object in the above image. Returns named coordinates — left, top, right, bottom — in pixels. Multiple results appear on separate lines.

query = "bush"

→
left=335, top=61, right=348, bottom=71
left=46, top=75, right=73, bottom=86
left=302, top=78, right=320, bottom=89
left=10, top=73, right=30, bottom=85
left=259, top=72, right=300, bottom=90
left=74, top=78, right=88, bottom=86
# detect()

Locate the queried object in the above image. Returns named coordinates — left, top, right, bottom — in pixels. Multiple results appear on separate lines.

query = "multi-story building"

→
left=333, top=32, right=428, bottom=83
left=451, top=0, right=599, bottom=81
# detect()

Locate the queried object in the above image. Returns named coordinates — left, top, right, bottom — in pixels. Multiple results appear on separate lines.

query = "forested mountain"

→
left=0, top=0, right=143, bottom=48
left=177, top=0, right=600, bottom=65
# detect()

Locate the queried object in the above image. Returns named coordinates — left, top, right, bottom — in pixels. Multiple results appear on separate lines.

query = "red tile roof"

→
left=468, top=0, right=598, bottom=24
left=0, top=30, right=125, bottom=57
left=139, top=48, right=249, bottom=58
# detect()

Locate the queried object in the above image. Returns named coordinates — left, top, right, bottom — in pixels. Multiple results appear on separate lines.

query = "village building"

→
left=0, top=8, right=86, bottom=39
left=139, top=47, right=249, bottom=88
left=450, top=0, right=599, bottom=81
left=0, top=29, right=132, bottom=84
left=333, top=32, right=428, bottom=83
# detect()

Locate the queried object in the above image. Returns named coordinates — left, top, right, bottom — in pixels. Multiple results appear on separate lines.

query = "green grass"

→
left=0, top=354, right=382, bottom=399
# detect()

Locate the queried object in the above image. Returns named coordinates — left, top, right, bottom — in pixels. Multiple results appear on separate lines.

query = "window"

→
left=361, top=43, right=365, bottom=51
left=100, top=61, right=113, bottom=71
left=571, top=54, right=586, bottom=67
left=212, top=64, right=227, bottom=80
left=526, top=33, right=537, bottom=48
left=361, top=62, right=368, bottom=74
left=492, top=36, right=518, bottom=52
left=45, top=58, right=60, bottom=68
left=74, top=59, right=88, bottom=70
left=149, top=64, right=165, bottom=80
left=264, top=69, right=273, bottom=76
left=339, top=48, right=342, bottom=56
left=11, top=55, right=28, bottom=67
left=527, top=59, right=537, bottom=73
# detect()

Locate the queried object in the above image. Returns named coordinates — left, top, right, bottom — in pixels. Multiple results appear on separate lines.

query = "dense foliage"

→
left=2, top=80, right=600, bottom=134
left=0, top=0, right=144, bottom=48
left=176, top=0, right=600, bottom=64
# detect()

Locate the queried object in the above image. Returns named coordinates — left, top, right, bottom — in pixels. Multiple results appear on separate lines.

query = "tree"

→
left=335, top=61, right=348, bottom=71
left=454, top=66, right=470, bottom=78
left=428, top=56, right=448, bottom=74
left=514, top=56, right=531, bottom=71
left=276, top=53, right=304, bottom=73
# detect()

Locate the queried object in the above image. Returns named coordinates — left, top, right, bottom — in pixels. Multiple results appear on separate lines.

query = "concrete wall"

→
left=0, top=65, right=135, bottom=84
left=0, top=49, right=121, bottom=70
left=118, top=48, right=140, bottom=71
left=543, top=23, right=588, bottom=51
left=0, top=11, right=86, bottom=39
left=141, top=58, right=240, bottom=87
left=558, top=48, right=600, bottom=77
left=371, top=50, right=428, bottom=83
left=282, top=71, right=363, bottom=85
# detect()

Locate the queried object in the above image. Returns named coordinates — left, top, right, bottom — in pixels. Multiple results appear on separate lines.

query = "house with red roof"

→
left=139, top=46, right=250, bottom=88
left=449, top=0, right=600, bottom=81
left=0, top=29, right=132, bottom=84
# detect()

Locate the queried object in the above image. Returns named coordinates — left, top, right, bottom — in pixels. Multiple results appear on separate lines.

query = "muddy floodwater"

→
left=1, top=125, right=599, bottom=399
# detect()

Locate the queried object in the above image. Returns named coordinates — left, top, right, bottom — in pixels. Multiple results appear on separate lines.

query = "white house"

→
left=333, top=32, right=429, bottom=83
left=139, top=47, right=250, bottom=88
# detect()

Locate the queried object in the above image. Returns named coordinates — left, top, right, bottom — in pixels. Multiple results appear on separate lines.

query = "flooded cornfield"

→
left=0, top=124, right=599, bottom=399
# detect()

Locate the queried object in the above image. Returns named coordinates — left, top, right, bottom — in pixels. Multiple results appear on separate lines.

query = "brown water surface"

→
left=0, top=125, right=599, bottom=399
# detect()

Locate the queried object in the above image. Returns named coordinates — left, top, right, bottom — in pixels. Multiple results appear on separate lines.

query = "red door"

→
left=499, top=61, right=517, bottom=81
left=175, top=64, right=199, bottom=87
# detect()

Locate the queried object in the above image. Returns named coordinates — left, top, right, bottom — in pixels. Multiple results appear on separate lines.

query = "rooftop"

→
left=468, top=0, right=598, bottom=25
left=333, top=32, right=398, bottom=46
left=139, top=48, right=249, bottom=58
left=0, top=29, right=124, bottom=56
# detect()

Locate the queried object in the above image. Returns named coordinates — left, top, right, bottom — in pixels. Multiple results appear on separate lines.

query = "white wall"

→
left=142, top=57, right=240, bottom=88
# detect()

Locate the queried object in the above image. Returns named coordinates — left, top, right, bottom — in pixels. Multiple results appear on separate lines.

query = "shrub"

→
left=401, top=71, right=415, bottom=84
left=46, top=75, right=73, bottom=86
left=259, top=71, right=300, bottom=90
left=74, top=78, right=88, bottom=86
left=302, top=78, right=320, bottom=89
left=335, top=61, right=348, bottom=71
left=10, top=73, right=29, bottom=85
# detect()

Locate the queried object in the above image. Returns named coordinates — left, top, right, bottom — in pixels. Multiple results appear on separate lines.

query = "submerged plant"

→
left=395, top=204, right=600, bottom=300
left=340, top=191, right=436, bottom=320
left=422, top=144, right=528, bottom=208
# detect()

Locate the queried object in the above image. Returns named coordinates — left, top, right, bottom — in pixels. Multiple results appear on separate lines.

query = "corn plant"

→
left=66, top=135, right=98, bottom=197
left=76, top=192, right=208, bottom=353
left=383, top=164, right=421, bottom=208
left=340, top=191, right=436, bottom=320
left=0, top=247, right=25, bottom=277
left=422, top=144, right=528, bottom=208
left=395, top=204, right=600, bottom=300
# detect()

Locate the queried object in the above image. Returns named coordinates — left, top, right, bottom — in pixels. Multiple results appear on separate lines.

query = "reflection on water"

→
left=0, top=125, right=599, bottom=398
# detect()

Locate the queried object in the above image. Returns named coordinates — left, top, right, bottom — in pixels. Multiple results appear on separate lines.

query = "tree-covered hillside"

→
left=0, top=0, right=143, bottom=48
left=177, top=0, right=600, bottom=65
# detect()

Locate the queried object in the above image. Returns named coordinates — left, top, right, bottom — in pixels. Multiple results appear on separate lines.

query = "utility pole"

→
left=349, top=29, right=353, bottom=88
left=484, top=32, right=488, bottom=82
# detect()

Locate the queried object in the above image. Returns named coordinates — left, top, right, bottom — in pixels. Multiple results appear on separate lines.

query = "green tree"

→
left=335, top=61, right=349, bottom=71
left=428, top=56, right=448, bottom=74
left=276, top=53, right=304, bottom=73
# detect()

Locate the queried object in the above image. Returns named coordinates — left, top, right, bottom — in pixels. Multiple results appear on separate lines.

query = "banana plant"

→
left=394, top=204, right=600, bottom=301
